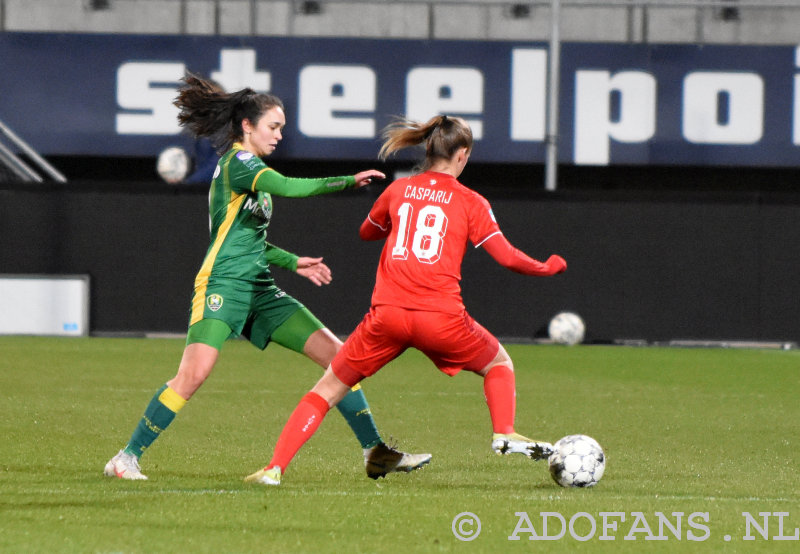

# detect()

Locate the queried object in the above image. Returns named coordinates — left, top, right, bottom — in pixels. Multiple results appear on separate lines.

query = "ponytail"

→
left=378, top=114, right=473, bottom=171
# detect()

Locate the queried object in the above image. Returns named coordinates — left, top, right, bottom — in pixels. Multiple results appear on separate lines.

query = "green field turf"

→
left=1, top=336, right=798, bottom=553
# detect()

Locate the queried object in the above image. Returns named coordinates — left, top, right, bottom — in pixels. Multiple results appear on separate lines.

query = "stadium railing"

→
left=0, top=119, right=68, bottom=183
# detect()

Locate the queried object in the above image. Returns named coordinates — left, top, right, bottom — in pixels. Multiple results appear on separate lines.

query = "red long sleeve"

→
left=481, top=233, right=566, bottom=276
left=359, top=215, right=390, bottom=241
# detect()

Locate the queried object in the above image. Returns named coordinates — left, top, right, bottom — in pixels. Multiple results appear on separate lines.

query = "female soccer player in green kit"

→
left=104, top=73, right=431, bottom=481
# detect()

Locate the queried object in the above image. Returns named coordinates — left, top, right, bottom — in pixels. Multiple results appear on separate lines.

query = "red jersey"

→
left=363, top=171, right=500, bottom=314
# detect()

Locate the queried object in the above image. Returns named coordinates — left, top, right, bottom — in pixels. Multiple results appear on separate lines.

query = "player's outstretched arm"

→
left=481, top=233, right=566, bottom=276
left=295, top=257, right=333, bottom=286
left=353, top=170, right=386, bottom=188
left=265, top=242, right=299, bottom=270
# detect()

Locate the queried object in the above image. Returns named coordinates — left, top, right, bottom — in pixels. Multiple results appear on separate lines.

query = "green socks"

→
left=123, top=383, right=379, bottom=456
left=124, top=384, right=187, bottom=458
left=335, top=385, right=381, bottom=449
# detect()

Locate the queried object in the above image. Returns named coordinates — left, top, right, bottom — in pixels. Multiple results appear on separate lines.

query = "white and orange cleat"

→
left=244, top=465, right=282, bottom=486
left=103, top=450, right=148, bottom=480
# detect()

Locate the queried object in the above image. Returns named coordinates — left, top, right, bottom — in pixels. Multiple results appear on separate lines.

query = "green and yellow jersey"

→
left=189, top=143, right=355, bottom=327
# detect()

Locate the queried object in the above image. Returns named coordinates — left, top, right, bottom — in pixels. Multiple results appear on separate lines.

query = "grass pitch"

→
left=1, top=336, right=798, bottom=553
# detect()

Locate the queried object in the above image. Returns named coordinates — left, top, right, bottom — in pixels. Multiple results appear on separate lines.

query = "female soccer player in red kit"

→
left=246, top=115, right=567, bottom=485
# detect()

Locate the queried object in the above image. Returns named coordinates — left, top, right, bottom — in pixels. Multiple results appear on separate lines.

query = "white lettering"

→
left=406, top=67, right=484, bottom=139
left=652, top=512, right=683, bottom=541
left=574, top=70, right=656, bottom=165
left=682, top=72, right=763, bottom=144
left=539, top=512, right=566, bottom=540
left=773, top=512, right=800, bottom=540
left=210, top=49, right=271, bottom=93
left=624, top=511, right=655, bottom=540
left=301, top=414, right=316, bottom=432
left=598, top=512, right=625, bottom=540
left=510, top=48, right=547, bottom=141
left=109, top=45, right=799, bottom=165
left=298, top=65, right=376, bottom=138
left=403, top=185, right=452, bottom=204
left=508, top=512, right=538, bottom=540
left=686, top=512, right=710, bottom=542
left=506, top=511, right=732, bottom=542
left=743, top=512, right=771, bottom=541
left=116, top=62, right=184, bottom=135
left=568, top=512, right=596, bottom=542
left=743, top=512, right=800, bottom=541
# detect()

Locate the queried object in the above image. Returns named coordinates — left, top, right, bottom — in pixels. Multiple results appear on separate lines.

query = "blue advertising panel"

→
left=1, top=32, right=798, bottom=166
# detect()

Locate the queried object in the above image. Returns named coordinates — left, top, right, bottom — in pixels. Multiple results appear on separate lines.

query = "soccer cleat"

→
left=364, top=442, right=432, bottom=479
left=244, top=466, right=282, bottom=486
left=491, top=433, right=553, bottom=461
left=103, top=450, right=148, bottom=480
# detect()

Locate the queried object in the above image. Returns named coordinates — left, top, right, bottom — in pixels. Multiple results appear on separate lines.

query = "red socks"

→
left=483, top=365, right=516, bottom=434
left=268, top=392, right=330, bottom=471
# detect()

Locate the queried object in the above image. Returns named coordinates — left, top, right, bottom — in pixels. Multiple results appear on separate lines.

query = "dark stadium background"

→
left=1, top=0, right=798, bottom=345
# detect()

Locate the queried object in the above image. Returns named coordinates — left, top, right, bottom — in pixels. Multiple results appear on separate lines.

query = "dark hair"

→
left=174, top=72, right=284, bottom=153
left=378, top=114, right=473, bottom=171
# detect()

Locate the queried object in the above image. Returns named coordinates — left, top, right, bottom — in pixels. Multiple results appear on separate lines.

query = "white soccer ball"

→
left=156, top=146, right=190, bottom=184
left=548, top=434, right=605, bottom=488
left=548, top=312, right=585, bottom=345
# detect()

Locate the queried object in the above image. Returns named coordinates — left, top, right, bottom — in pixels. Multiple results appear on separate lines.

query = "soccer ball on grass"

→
left=548, top=312, right=585, bottom=345
left=548, top=434, right=605, bottom=488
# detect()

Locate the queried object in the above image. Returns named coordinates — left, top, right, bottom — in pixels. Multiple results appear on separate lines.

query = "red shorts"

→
left=331, top=305, right=500, bottom=387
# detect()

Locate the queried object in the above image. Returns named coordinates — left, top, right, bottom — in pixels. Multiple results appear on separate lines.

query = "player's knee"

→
left=168, top=373, right=203, bottom=399
left=172, top=362, right=213, bottom=397
left=493, top=345, right=513, bottom=370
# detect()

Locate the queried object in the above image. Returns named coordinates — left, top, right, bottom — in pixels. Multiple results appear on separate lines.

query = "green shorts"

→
left=188, top=283, right=324, bottom=351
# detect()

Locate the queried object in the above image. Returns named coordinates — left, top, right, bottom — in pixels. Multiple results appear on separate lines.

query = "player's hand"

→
left=353, top=170, right=385, bottom=188
left=545, top=255, right=567, bottom=275
left=296, top=257, right=333, bottom=286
